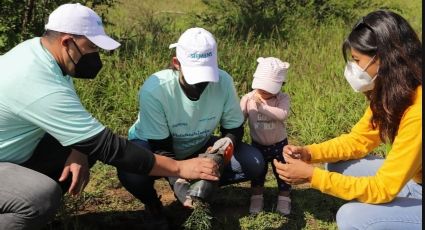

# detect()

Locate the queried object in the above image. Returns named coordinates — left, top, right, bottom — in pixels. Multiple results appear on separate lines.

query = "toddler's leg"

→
left=249, top=142, right=270, bottom=214
left=271, top=139, right=292, bottom=215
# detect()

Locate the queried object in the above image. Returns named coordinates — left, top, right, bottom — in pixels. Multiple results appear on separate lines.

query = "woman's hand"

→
left=273, top=157, right=314, bottom=185
left=59, top=150, right=90, bottom=196
left=176, top=157, right=220, bottom=181
left=283, top=145, right=312, bottom=162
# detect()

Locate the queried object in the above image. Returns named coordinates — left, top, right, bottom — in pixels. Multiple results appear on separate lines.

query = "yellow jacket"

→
left=308, top=86, right=422, bottom=204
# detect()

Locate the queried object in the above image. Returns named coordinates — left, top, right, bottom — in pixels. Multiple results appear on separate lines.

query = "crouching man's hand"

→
left=59, top=150, right=90, bottom=196
left=207, top=137, right=234, bottom=165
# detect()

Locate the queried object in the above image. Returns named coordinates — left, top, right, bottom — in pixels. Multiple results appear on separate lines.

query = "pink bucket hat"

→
left=251, top=57, right=290, bottom=94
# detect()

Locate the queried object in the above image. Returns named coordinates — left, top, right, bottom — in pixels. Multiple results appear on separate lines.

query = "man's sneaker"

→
left=276, top=195, right=291, bottom=215
left=249, top=194, right=264, bottom=214
left=144, top=201, right=170, bottom=230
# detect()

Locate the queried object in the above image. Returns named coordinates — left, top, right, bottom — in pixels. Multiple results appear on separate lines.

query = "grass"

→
left=41, top=0, right=422, bottom=229
left=183, top=199, right=213, bottom=230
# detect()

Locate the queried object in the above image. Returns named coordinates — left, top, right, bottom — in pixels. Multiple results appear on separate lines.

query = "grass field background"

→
left=42, top=0, right=422, bottom=229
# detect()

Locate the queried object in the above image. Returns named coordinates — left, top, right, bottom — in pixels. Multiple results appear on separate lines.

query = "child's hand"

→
left=254, top=92, right=265, bottom=105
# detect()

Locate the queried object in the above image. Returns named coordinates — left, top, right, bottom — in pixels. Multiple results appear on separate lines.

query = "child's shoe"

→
left=276, top=195, right=291, bottom=215
left=249, top=194, right=264, bottom=214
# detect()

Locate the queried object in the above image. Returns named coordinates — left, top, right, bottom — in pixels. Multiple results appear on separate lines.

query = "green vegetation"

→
left=0, top=0, right=116, bottom=53
left=1, top=0, right=420, bottom=229
left=183, top=199, right=213, bottom=230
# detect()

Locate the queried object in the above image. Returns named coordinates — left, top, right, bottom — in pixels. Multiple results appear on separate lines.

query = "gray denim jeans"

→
left=0, top=162, right=62, bottom=230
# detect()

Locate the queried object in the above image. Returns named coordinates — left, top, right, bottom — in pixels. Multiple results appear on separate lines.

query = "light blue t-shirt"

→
left=0, top=37, right=105, bottom=163
left=128, top=69, right=243, bottom=159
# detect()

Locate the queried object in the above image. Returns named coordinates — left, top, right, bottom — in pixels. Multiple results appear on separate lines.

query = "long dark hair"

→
left=342, top=10, right=422, bottom=143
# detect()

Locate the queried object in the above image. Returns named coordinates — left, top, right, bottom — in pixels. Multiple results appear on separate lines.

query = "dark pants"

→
left=21, top=133, right=97, bottom=193
left=251, top=138, right=291, bottom=192
left=117, top=137, right=265, bottom=207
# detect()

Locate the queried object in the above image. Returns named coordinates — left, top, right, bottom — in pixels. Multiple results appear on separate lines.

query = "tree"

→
left=0, top=0, right=116, bottom=53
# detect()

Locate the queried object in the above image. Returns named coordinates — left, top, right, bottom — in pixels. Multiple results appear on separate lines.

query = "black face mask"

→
left=179, top=75, right=209, bottom=101
left=67, top=39, right=102, bottom=79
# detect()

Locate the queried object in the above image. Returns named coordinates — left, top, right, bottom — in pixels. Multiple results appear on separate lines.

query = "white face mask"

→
left=344, top=55, right=378, bottom=92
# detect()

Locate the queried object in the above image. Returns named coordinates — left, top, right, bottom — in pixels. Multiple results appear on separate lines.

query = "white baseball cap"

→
left=45, top=3, right=120, bottom=50
left=169, top=27, right=219, bottom=84
left=252, top=57, right=290, bottom=94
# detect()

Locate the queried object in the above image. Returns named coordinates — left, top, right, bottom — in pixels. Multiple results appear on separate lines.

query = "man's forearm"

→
left=71, top=128, right=219, bottom=180
left=148, top=154, right=180, bottom=176
left=71, top=128, right=155, bottom=174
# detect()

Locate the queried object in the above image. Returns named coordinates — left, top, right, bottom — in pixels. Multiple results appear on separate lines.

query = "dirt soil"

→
left=46, top=164, right=315, bottom=230
left=48, top=178, right=252, bottom=230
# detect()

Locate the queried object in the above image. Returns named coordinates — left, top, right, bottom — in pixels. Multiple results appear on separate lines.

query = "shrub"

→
left=194, top=0, right=392, bottom=40
left=0, top=0, right=116, bottom=54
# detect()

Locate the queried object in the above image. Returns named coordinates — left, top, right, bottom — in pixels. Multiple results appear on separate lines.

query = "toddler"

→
left=240, top=57, right=291, bottom=215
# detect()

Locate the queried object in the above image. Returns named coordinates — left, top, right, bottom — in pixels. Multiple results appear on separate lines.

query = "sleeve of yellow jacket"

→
left=306, top=88, right=422, bottom=203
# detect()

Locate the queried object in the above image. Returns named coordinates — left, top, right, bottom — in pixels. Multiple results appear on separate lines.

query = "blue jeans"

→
left=117, top=138, right=265, bottom=206
left=251, top=139, right=291, bottom=192
left=327, top=155, right=422, bottom=230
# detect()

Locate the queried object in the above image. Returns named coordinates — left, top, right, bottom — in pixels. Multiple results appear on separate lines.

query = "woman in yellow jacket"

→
left=274, top=10, right=422, bottom=230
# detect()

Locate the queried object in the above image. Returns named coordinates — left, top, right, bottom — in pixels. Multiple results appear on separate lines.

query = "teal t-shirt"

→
left=128, top=69, right=243, bottom=159
left=0, top=37, right=105, bottom=163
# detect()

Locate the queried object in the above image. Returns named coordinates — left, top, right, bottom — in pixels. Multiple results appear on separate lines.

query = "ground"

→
left=45, top=163, right=342, bottom=230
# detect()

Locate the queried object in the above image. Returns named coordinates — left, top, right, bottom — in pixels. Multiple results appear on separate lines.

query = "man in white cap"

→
left=119, top=27, right=265, bottom=228
left=0, top=4, right=218, bottom=230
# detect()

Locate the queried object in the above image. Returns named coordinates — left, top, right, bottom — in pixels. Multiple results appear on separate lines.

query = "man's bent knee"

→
left=0, top=163, right=62, bottom=230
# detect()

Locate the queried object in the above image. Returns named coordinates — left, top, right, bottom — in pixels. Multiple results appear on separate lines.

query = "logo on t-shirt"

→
left=255, top=113, right=276, bottom=130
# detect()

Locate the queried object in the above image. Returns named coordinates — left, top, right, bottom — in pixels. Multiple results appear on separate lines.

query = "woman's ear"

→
left=172, top=57, right=181, bottom=70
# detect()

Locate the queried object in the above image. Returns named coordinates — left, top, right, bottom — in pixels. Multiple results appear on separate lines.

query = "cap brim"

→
left=252, top=77, right=281, bottom=94
left=86, top=34, right=120, bottom=51
left=181, top=65, right=219, bottom=84
left=169, top=43, right=178, bottom=49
